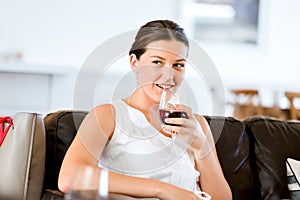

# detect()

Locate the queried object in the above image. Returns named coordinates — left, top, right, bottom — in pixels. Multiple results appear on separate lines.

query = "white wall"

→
left=0, top=0, right=178, bottom=113
left=0, top=0, right=176, bottom=67
left=1, top=0, right=300, bottom=115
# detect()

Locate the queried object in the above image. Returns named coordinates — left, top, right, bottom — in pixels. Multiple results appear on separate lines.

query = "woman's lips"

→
left=155, top=83, right=173, bottom=90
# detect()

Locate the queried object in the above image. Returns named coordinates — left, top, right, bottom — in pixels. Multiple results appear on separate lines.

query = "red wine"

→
left=159, top=109, right=188, bottom=126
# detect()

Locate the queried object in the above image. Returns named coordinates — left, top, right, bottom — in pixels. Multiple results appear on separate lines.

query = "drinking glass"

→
left=159, top=90, right=188, bottom=147
left=64, top=166, right=109, bottom=200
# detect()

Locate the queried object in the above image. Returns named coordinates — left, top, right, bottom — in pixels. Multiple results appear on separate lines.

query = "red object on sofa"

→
left=0, top=116, right=13, bottom=147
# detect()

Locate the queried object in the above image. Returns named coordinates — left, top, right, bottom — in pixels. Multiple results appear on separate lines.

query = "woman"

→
left=58, top=19, right=232, bottom=200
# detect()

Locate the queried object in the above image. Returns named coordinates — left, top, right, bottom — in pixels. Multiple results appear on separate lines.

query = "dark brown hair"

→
left=129, top=19, right=189, bottom=59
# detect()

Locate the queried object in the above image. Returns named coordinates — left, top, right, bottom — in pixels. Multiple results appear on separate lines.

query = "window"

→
left=183, top=0, right=260, bottom=44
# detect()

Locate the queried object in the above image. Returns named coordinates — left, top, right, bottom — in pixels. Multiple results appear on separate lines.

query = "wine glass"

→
left=159, top=90, right=188, bottom=149
left=64, top=166, right=109, bottom=200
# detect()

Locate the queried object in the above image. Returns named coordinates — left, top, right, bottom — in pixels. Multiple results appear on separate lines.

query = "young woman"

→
left=58, top=19, right=232, bottom=200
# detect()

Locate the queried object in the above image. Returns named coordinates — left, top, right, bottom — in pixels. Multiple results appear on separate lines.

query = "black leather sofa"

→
left=42, top=111, right=300, bottom=200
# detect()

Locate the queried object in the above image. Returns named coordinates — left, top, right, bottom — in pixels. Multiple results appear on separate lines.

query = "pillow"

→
left=287, top=158, right=300, bottom=199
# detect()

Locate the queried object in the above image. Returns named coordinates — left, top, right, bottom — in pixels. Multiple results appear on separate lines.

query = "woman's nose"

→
left=161, top=65, right=174, bottom=80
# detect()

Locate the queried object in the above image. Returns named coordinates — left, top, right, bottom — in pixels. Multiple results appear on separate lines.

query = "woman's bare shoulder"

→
left=94, top=103, right=115, bottom=114
left=194, top=114, right=210, bottom=135
left=83, top=103, right=116, bottom=139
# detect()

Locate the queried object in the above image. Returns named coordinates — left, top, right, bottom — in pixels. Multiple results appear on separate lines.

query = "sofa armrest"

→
left=0, top=113, right=45, bottom=200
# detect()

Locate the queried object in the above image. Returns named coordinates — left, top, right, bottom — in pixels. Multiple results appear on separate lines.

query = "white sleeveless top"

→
left=98, top=99, right=201, bottom=192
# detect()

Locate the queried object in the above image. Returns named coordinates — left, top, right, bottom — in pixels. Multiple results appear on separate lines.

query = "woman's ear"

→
left=130, top=54, right=139, bottom=73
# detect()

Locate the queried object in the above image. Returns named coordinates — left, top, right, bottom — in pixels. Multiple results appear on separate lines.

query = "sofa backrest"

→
left=42, top=111, right=259, bottom=200
left=244, top=117, right=300, bottom=200
left=204, top=116, right=259, bottom=200
left=43, top=110, right=88, bottom=191
left=43, top=110, right=300, bottom=200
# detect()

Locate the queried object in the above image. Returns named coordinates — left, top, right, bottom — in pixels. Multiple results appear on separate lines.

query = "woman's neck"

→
left=124, top=92, right=157, bottom=116
left=123, top=94, right=168, bottom=138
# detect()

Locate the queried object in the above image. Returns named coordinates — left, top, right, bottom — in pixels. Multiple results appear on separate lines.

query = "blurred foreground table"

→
left=42, top=189, right=154, bottom=200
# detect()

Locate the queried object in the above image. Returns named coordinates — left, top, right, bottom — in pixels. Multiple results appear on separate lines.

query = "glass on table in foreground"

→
left=64, top=166, right=108, bottom=200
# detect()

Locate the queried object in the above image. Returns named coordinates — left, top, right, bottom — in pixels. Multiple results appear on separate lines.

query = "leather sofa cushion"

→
left=43, top=110, right=88, bottom=191
left=244, top=117, right=300, bottom=200
left=204, top=116, right=258, bottom=200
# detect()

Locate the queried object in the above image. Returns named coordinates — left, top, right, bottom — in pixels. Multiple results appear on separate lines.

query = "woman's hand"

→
left=161, top=104, right=212, bottom=159
left=156, top=182, right=202, bottom=200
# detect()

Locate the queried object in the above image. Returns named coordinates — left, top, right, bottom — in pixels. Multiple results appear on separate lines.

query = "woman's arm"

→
left=195, top=115, right=232, bottom=200
left=58, top=104, right=202, bottom=200
left=162, top=105, right=232, bottom=200
left=58, top=104, right=114, bottom=192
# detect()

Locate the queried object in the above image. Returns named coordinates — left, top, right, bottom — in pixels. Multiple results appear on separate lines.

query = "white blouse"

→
left=98, top=99, right=201, bottom=193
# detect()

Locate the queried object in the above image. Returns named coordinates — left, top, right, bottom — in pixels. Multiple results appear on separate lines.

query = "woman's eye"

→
left=152, top=60, right=162, bottom=65
left=174, top=63, right=185, bottom=69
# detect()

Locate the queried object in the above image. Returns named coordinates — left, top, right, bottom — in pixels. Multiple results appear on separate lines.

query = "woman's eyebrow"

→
left=150, top=55, right=165, bottom=60
left=150, top=56, right=186, bottom=62
left=176, top=58, right=186, bottom=62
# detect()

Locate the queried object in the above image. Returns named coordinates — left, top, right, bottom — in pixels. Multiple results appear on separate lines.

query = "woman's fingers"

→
left=164, top=117, right=187, bottom=126
left=174, top=104, right=193, bottom=118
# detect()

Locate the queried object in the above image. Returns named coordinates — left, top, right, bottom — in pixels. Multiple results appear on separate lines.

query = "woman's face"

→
left=130, top=40, right=188, bottom=104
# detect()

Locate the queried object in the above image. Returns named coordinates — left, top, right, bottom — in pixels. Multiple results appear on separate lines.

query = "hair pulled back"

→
left=129, top=20, right=189, bottom=59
